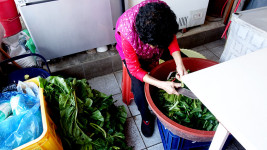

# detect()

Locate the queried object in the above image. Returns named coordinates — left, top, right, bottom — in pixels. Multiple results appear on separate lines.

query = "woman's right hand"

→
left=159, top=81, right=181, bottom=95
left=143, top=74, right=181, bottom=95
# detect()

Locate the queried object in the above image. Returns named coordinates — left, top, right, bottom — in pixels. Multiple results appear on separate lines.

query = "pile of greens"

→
left=39, top=76, right=131, bottom=150
left=156, top=73, right=218, bottom=131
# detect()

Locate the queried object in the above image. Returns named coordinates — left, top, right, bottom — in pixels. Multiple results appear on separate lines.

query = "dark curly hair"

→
left=135, top=2, right=179, bottom=49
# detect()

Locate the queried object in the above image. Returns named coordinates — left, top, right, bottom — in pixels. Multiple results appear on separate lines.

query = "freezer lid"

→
left=235, top=6, right=267, bottom=32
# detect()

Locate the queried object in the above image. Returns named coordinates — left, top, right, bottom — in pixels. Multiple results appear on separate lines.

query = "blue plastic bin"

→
left=157, top=119, right=233, bottom=150
left=8, top=67, right=50, bottom=84
left=0, top=53, right=51, bottom=84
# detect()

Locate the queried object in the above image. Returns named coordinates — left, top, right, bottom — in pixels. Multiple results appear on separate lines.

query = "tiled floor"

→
left=88, top=39, right=245, bottom=150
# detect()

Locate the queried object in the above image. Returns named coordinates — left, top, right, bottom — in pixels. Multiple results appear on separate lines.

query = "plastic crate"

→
left=0, top=53, right=51, bottom=84
left=8, top=68, right=50, bottom=84
left=14, top=78, right=63, bottom=150
left=157, top=119, right=232, bottom=150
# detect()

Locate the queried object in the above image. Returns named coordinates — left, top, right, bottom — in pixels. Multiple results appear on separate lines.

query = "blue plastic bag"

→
left=0, top=92, right=43, bottom=149
left=10, top=93, right=37, bottom=115
left=17, top=81, right=39, bottom=98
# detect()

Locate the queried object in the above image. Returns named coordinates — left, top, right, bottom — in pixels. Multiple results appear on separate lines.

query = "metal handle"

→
left=0, top=53, right=51, bottom=74
left=16, top=0, right=57, bottom=7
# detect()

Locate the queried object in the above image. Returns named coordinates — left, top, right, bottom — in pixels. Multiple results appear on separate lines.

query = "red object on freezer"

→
left=0, top=0, right=22, bottom=37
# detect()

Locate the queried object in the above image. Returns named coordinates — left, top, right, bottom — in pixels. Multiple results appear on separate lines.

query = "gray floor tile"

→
left=114, top=70, right=122, bottom=90
left=209, top=45, right=225, bottom=58
left=125, top=117, right=146, bottom=150
left=128, top=100, right=140, bottom=116
left=113, top=94, right=132, bottom=118
left=204, top=39, right=226, bottom=49
left=190, top=45, right=207, bottom=52
left=88, top=73, right=121, bottom=96
left=198, top=49, right=220, bottom=62
left=134, top=115, right=162, bottom=148
left=147, top=143, right=164, bottom=150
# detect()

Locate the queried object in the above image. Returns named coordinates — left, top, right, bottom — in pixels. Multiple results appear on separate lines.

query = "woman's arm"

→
left=143, top=74, right=181, bottom=95
left=122, top=35, right=181, bottom=95
left=168, top=35, right=188, bottom=80
left=121, top=35, right=148, bottom=81
left=172, top=51, right=188, bottom=80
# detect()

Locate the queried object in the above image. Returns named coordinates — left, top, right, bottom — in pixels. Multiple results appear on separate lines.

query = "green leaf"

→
left=191, top=107, right=202, bottom=114
left=183, top=115, right=190, bottom=123
left=164, top=93, right=176, bottom=103
left=117, top=106, right=127, bottom=124
left=206, top=123, right=214, bottom=131
left=90, top=123, right=107, bottom=138
left=174, top=111, right=185, bottom=118
left=202, top=113, right=216, bottom=120
left=113, top=132, right=125, bottom=139
left=40, top=76, right=131, bottom=150
left=156, top=70, right=219, bottom=131
left=46, top=76, right=71, bottom=94
left=112, top=146, right=121, bottom=150
left=90, top=110, right=104, bottom=122
left=59, top=93, right=92, bottom=145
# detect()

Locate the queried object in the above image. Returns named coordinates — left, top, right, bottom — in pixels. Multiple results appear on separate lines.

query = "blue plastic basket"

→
left=8, top=67, right=50, bottom=84
left=157, top=119, right=233, bottom=150
left=0, top=53, right=51, bottom=84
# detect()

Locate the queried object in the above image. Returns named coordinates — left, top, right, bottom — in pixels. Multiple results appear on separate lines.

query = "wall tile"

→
left=52, top=65, right=85, bottom=79
left=112, top=54, right=123, bottom=72
left=83, top=57, right=113, bottom=79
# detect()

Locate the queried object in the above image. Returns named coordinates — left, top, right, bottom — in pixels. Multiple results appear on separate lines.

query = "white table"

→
left=182, top=48, right=267, bottom=150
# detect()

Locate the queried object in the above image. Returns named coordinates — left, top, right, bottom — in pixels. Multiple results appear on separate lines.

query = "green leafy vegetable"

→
left=39, top=76, right=131, bottom=150
left=156, top=72, right=218, bottom=131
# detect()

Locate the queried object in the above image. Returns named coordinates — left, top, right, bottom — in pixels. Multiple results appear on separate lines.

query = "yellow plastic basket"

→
left=180, top=49, right=206, bottom=59
left=159, top=49, right=206, bottom=64
left=14, top=78, right=63, bottom=150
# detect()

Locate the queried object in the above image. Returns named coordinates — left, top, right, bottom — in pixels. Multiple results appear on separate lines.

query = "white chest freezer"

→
left=15, top=0, right=123, bottom=60
left=220, top=7, right=267, bottom=62
left=124, top=0, right=209, bottom=29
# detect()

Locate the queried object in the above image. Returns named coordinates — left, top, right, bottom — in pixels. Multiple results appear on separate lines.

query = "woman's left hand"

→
left=176, top=63, right=188, bottom=80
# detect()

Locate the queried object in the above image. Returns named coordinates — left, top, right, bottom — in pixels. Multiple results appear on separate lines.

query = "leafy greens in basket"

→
left=156, top=72, right=218, bottom=131
left=39, top=76, right=131, bottom=150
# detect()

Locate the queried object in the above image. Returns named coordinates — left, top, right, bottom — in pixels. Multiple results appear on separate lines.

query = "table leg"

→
left=209, top=123, right=230, bottom=150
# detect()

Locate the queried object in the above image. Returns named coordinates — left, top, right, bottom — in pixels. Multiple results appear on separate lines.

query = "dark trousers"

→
left=123, top=50, right=187, bottom=121
left=123, top=59, right=150, bottom=121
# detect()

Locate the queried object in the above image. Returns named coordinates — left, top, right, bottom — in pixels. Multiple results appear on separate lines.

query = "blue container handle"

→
left=0, top=53, right=51, bottom=74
